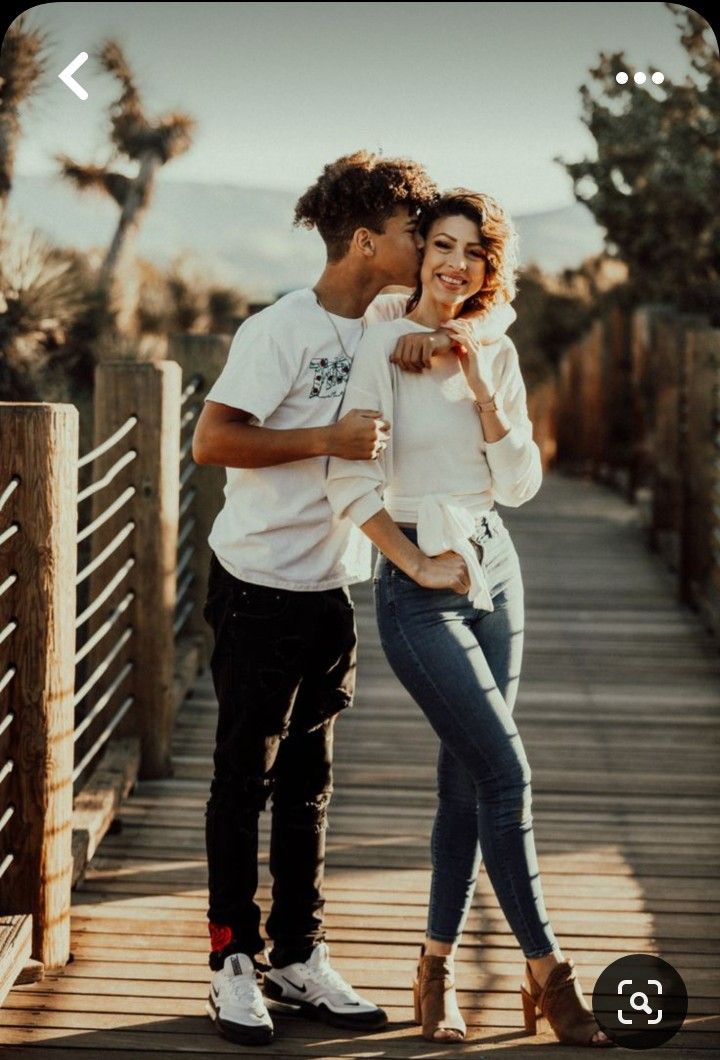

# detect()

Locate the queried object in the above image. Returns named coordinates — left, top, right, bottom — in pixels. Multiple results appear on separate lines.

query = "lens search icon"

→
left=593, top=954, right=687, bottom=1049
left=618, top=980, right=663, bottom=1025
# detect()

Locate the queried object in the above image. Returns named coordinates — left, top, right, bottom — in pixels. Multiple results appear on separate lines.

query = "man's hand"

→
left=389, top=301, right=515, bottom=373
left=389, top=330, right=452, bottom=373
left=327, top=409, right=390, bottom=460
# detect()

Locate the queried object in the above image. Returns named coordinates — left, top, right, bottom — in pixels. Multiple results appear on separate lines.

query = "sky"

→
left=8, top=2, right=711, bottom=214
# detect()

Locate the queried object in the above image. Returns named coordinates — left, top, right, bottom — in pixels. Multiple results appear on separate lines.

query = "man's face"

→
left=371, top=208, right=423, bottom=287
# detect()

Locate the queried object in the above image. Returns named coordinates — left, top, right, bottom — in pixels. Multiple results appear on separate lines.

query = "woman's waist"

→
left=395, top=509, right=507, bottom=544
left=389, top=494, right=500, bottom=528
left=387, top=491, right=496, bottom=523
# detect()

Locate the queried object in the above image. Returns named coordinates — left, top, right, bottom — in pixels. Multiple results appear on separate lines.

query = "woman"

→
left=325, top=190, right=612, bottom=1047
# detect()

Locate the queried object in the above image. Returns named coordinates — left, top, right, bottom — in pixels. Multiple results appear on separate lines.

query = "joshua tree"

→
left=58, top=40, right=195, bottom=337
left=0, top=15, right=49, bottom=206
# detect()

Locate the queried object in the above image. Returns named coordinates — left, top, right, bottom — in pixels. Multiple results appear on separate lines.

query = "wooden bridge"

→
left=2, top=461, right=719, bottom=1056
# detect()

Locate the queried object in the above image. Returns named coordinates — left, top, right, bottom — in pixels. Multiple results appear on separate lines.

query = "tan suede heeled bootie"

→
left=412, top=946, right=466, bottom=1043
left=521, top=959, right=614, bottom=1047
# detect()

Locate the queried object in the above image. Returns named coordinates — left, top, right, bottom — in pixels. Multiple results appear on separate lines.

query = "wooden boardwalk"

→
left=3, top=473, right=719, bottom=1057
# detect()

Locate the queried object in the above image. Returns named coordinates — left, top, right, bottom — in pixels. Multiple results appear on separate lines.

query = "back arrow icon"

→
left=59, top=52, right=89, bottom=100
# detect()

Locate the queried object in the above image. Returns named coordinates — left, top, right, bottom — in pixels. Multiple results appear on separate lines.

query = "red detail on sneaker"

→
left=209, top=923, right=234, bottom=952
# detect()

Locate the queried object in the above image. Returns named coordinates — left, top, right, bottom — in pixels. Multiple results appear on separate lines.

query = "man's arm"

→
left=389, top=302, right=517, bottom=372
left=192, top=401, right=389, bottom=469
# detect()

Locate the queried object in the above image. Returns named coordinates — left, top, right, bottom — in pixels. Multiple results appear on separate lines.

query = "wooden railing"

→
left=0, top=405, right=78, bottom=995
left=0, top=361, right=209, bottom=996
left=175, top=373, right=204, bottom=641
left=553, top=305, right=720, bottom=637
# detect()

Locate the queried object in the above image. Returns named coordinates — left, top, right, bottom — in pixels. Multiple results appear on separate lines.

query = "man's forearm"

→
left=194, top=420, right=329, bottom=469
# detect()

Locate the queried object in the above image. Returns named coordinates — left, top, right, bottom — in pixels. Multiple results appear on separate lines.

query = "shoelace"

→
left=227, top=972, right=267, bottom=1016
left=311, top=960, right=362, bottom=1001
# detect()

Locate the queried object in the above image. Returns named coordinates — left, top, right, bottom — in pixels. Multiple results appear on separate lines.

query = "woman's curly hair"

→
left=294, top=150, right=438, bottom=261
left=407, top=189, right=519, bottom=315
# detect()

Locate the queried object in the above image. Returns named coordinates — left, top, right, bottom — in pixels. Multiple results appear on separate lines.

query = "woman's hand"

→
left=414, top=550, right=470, bottom=594
left=441, top=319, right=494, bottom=399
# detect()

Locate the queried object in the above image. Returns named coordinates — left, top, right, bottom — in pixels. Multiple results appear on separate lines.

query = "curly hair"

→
left=407, top=189, right=519, bottom=315
left=294, top=150, right=438, bottom=262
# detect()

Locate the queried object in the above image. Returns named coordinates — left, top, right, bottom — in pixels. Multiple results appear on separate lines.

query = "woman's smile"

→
left=435, top=271, right=468, bottom=291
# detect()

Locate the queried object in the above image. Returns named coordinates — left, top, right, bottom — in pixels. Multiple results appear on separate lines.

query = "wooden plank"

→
left=0, top=916, right=32, bottom=1007
left=2, top=1004, right=719, bottom=1034
left=71, top=738, right=140, bottom=887
left=0, top=1025, right=718, bottom=1056
left=172, top=637, right=204, bottom=727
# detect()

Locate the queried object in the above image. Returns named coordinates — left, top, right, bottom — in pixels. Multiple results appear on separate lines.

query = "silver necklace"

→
left=313, top=289, right=365, bottom=359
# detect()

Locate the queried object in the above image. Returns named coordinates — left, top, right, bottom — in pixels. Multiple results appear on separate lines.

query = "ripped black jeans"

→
left=203, top=553, right=357, bottom=969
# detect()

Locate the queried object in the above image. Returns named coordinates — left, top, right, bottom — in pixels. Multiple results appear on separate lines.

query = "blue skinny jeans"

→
left=373, top=512, right=558, bottom=957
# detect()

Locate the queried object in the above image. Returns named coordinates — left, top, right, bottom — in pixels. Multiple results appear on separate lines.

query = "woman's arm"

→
left=325, top=329, right=396, bottom=527
left=358, top=508, right=469, bottom=592
left=325, top=327, right=470, bottom=591
left=483, top=370, right=542, bottom=507
left=440, top=324, right=541, bottom=507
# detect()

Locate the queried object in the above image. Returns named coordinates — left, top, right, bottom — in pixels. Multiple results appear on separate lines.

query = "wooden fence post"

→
left=680, top=328, right=720, bottom=617
left=168, top=335, right=231, bottom=660
left=0, top=403, right=77, bottom=968
left=92, top=363, right=181, bottom=779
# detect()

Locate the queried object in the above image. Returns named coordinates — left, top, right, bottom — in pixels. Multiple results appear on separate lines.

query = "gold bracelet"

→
left=474, top=393, right=500, bottom=414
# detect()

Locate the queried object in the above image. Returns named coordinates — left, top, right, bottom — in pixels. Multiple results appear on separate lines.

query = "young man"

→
left=193, top=150, right=514, bottom=1046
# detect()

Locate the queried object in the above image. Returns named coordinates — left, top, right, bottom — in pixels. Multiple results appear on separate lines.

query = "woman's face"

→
left=418, top=214, right=487, bottom=305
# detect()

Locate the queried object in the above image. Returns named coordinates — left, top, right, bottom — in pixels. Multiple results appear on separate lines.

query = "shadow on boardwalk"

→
left=3, top=472, right=719, bottom=1057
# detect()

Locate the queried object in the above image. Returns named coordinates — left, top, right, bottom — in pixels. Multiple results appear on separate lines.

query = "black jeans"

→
left=203, top=553, right=357, bottom=969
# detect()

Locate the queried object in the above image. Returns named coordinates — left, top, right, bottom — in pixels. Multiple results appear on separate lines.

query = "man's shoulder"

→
left=365, top=290, right=410, bottom=324
left=237, top=288, right=313, bottom=332
left=365, top=316, right=417, bottom=339
left=358, top=317, right=412, bottom=355
left=227, top=289, right=316, bottom=357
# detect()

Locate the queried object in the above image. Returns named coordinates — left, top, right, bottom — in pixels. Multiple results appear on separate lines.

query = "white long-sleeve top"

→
left=325, top=318, right=542, bottom=536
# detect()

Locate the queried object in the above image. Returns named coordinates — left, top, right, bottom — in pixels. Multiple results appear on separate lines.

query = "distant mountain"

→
left=8, top=175, right=605, bottom=298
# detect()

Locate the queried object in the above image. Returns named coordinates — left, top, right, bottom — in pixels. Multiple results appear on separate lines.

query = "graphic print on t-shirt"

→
left=308, top=353, right=352, bottom=398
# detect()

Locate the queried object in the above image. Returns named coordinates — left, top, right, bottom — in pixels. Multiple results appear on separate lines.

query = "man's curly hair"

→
left=407, top=189, right=519, bottom=315
left=294, top=150, right=438, bottom=262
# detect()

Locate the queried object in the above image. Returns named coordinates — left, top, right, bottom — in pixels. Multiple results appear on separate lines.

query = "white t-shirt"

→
left=205, top=287, right=406, bottom=591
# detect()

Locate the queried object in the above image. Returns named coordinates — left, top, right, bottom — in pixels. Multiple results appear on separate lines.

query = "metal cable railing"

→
left=0, top=475, right=19, bottom=885
left=0, top=523, right=19, bottom=549
left=77, top=416, right=138, bottom=470
left=0, top=375, right=215, bottom=963
left=77, top=449, right=137, bottom=504
left=0, top=477, right=19, bottom=512
left=174, top=374, right=203, bottom=638
left=73, top=418, right=138, bottom=789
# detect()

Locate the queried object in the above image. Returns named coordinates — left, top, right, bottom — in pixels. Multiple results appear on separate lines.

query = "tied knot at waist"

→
left=415, top=496, right=498, bottom=612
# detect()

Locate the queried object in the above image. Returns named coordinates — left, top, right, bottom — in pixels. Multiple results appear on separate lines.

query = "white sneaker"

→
left=206, top=952, right=274, bottom=1044
left=264, top=942, right=387, bottom=1029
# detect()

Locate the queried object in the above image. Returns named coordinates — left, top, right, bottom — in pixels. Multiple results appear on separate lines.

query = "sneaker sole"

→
left=263, top=979, right=388, bottom=1031
left=206, top=993, right=274, bottom=1045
